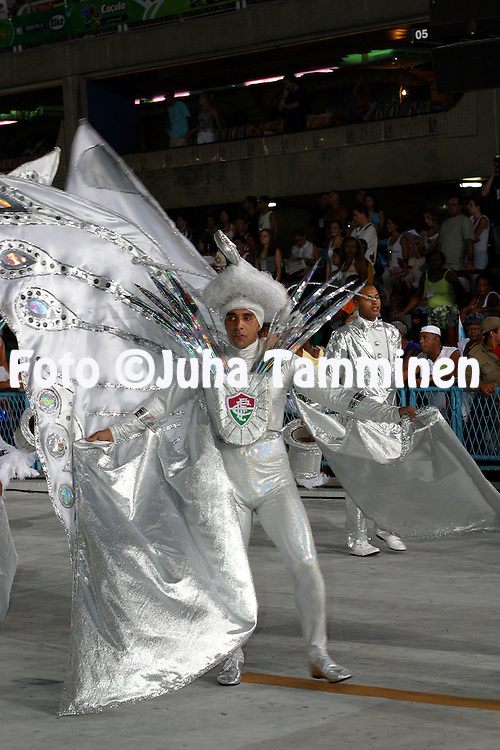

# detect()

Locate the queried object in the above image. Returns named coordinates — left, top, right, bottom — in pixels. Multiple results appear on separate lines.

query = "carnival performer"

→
left=87, top=244, right=417, bottom=688
left=326, top=285, right=406, bottom=556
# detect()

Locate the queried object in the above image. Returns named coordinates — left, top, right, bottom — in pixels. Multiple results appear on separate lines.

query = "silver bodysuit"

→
left=111, top=343, right=401, bottom=660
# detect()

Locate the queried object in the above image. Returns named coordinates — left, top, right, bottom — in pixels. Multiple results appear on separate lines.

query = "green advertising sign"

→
left=0, top=0, right=236, bottom=50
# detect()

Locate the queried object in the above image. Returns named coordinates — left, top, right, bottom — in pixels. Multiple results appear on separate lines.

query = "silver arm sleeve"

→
left=296, top=382, right=401, bottom=424
left=110, top=384, right=197, bottom=442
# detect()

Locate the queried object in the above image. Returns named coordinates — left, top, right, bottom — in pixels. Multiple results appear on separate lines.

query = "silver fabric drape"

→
left=0, top=495, right=17, bottom=621
left=297, top=398, right=500, bottom=537
left=59, top=400, right=257, bottom=715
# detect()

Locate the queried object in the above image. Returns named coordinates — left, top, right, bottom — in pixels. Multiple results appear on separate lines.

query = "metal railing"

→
left=2, top=386, right=499, bottom=469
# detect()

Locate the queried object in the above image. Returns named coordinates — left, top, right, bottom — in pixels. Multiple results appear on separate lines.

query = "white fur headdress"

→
left=202, top=232, right=291, bottom=323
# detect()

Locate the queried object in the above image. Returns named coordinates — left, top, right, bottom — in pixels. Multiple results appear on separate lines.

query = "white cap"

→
left=220, top=298, right=265, bottom=328
left=420, top=325, right=441, bottom=337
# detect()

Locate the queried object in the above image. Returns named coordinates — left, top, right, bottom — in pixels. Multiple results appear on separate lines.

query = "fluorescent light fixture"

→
left=175, top=91, right=190, bottom=98
left=244, top=76, right=282, bottom=87
left=295, top=68, right=335, bottom=77
left=134, top=98, right=141, bottom=105
left=460, top=181, right=482, bottom=188
left=268, top=202, right=277, bottom=208
left=0, top=120, right=18, bottom=126
left=151, top=95, right=166, bottom=103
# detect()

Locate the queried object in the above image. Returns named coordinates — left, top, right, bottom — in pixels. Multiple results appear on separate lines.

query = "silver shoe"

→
left=310, top=652, right=352, bottom=683
left=217, top=649, right=244, bottom=686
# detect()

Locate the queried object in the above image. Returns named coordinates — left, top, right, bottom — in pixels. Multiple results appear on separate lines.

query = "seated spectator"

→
left=458, top=313, right=484, bottom=355
left=396, top=249, right=464, bottom=345
left=256, top=229, right=282, bottom=282
left=324, top=219, right=345, bottom=279
left=460, top=273, right=500, bottom=322
left=257, top=195, right=277, bottom=238
left=468, top=195, right=490, bottom=272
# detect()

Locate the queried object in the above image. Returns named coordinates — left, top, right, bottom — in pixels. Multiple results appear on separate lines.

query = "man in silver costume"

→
left=326, top=284, right=407, bottom=556
left=88, top=273, right=416, bottom=687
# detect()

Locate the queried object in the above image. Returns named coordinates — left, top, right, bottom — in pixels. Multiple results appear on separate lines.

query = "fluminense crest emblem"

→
left=226, top=392, right=256, bottom=426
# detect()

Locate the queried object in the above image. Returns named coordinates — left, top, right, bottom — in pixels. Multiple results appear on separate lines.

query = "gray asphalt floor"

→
left=1, top=480, right=499, bottom=750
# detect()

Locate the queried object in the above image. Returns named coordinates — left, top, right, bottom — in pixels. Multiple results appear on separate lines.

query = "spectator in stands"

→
left=419, top=208, right=439, bottom=252
left=381, top=216, right=409, bottom=296
left=458, top=313, right=484, bottom=355
left=256, top=229, right=282, bottom=282
left=204, top=211, right=219, bottom=239
left=434, top=194, right=474, bottom=279
left=330, top=236, right=371, bottom=284
left=257, top=195, right=277, bottom=238
left=233, top=236, right=254, bottom=266
left=290, top=228, right=320, bottom=279
left=0, top=330, right=9, bottom=388
left=349, top=204, right=378, bottom=266
left=326, top=190, right=348, bottom=226
left=364, top=193, right=385, bottom=238
left=415, top=325, right=460, bottom=383
left=466, top=316, right=500, bottom=395
left=219, top=209, right=235, bottom=239
left=278, top=74, right=308, bottom=133
left=234, top=216, right=247, bottom=239
left=242, top=196, right=259, bottom=237
left=190, top=92, right=223, bottom=144
left=165, top=90, right=191, bottom=148
left=468, top=195, right=490, bottom=272
left=481, top=156, right=500, bottom=259
left=460, top=273, right=500, bottom=322
left=396, top=249, right=464, bottom=345
left=324, top=219, right=345, bottom=279
left=309, top=192, right=331, bottom=247
left=175, top=213, right=193, bottom=242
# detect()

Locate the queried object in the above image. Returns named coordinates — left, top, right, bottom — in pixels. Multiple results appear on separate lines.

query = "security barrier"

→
left=398, top=386, right=500, bottom=469
left=1, top=387, right=499, bottom=469
left=0, top=391, right=29, bottom=445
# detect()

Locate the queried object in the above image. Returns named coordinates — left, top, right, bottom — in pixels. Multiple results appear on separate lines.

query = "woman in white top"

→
left=468, top=196, right=490, bottom=270
left=257, top=195, right=277, bottom=238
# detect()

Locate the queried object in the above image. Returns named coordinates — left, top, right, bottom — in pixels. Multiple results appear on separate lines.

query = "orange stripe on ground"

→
left=241, top=672, right=500, bottom=712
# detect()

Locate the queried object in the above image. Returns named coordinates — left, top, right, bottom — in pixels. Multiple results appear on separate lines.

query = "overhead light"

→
left=151, top=95, right=166, bottom=103
left=460, top=181, right=482, bottom=188
left=244, top=76, right=282, bottom=87
left=0, top=120, right=18, bottom=126
left=295, top=68, right=335, bottom=77
left=401, top=88, right=408, bottom=96
left=174, top=91, right=190, bottom=98
left=268, top=202, right=277, bottom=208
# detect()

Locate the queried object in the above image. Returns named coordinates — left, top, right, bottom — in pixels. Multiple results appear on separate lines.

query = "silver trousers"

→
left=219, top=435, right=328, bottom=659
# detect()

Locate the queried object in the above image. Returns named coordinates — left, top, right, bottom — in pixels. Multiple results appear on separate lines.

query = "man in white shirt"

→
left=351, top=205, right=378, bottom=266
